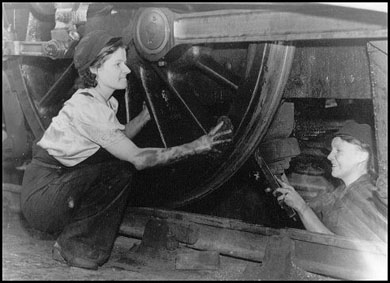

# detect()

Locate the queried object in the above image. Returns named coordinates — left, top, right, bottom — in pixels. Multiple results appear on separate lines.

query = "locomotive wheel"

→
left=129, top=42, right=295, bottom=208
left=3, top=6, right=294, bottom=207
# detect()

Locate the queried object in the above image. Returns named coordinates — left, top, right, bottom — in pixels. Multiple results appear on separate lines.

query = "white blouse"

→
left=37, top=88, right=127, bottom=166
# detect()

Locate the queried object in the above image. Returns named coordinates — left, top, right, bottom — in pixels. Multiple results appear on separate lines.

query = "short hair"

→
left=78, top=37, right=127, bottom=88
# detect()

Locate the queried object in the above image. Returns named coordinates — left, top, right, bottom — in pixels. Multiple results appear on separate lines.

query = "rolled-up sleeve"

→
left=72, top=100, right=127, bottom=148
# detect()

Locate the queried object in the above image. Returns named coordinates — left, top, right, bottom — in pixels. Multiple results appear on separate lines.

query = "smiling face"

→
left=327, top=136, right=369, bottom=184
left=93, top=47, right=131, bottom=91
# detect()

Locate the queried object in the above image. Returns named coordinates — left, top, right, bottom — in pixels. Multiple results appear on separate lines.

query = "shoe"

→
left=52, top=242, right=99, bottom=270
left=52, top=242, right=67, bottom=264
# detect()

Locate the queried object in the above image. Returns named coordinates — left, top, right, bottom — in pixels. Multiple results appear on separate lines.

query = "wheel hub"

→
left=135, top=8, right=171, bottom=61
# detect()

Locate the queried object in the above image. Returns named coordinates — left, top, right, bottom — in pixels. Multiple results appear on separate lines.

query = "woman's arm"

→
left=294, top=202, right=334, bottom=235
left=123, top=103, right=150, bottom=139
left=106, top=121, right=232, bottom=170
left=274, top=177, right=334, bottom=235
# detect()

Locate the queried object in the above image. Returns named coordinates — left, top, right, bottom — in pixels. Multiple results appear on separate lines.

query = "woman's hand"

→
left=194, top=121, right=233, bottom=153
left=124, top=102, right=151, bottom=139
left=274, top=175, right=307, bottom=213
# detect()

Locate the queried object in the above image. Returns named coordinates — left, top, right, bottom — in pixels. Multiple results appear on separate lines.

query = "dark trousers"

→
left=21, top=156, right=133, bottom=265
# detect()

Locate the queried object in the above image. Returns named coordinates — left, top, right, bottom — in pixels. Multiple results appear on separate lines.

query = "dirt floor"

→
left=2, top=212, right=246, bottom=280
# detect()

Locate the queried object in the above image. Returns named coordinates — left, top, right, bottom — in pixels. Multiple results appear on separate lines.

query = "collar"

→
left=337, top=174, right=373, bottom=199
left=88, top=88, right=109, bottom=104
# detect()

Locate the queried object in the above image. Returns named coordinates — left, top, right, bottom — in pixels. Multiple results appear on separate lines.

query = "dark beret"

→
left=335, top=120, right=374, bottom=149
left=73, top=30, right=119, bottom=72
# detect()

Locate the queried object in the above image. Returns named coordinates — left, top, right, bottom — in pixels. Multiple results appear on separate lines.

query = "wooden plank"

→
left=293, top=238, right=387, bottom=280
left=367, top=40, right=388, bottom=200
left=120, top=208, right=270, bottom=262
left=284, top=43, right=372, bottom=99
left=259, top=235, right=293, bottom=279
left=124, top=207, right=386, bottom=253
left=120, top=207, right=387, bottom=280
left=190, top=222, right=268, bottom=261
left=124, top=207, right=281, bottom=236
left=287, top=228, right=386, bottom=254
left=175, top=250, right=220, bottom=270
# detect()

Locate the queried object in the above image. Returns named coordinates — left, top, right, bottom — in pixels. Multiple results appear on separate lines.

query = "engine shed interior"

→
left=2, top=2, right=388, bottom=280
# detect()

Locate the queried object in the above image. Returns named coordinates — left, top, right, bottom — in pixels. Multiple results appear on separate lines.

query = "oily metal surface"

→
left=131, top=43, right=295, bottom=208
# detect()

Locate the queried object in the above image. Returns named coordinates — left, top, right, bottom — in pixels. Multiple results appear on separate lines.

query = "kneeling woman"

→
left=21, top=30, right=232, bottom=270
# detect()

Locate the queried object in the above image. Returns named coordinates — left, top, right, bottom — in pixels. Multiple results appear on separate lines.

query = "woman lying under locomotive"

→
left=20, top=30, right=232, bottom=270
left=274, top=120, right=387, bottom=242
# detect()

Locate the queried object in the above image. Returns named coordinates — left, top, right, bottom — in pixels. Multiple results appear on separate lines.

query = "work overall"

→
left=21, top=146, right=134, bottom=267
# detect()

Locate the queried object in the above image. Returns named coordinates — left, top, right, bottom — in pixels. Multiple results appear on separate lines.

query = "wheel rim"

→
left=130, top=42, right=295, bottom=208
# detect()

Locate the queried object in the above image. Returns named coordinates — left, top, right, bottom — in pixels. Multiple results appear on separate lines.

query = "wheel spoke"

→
left=195, top=55, right=240, bottom=90
left=4, top=58, right=46, bottom=138
left=139, top=65, right=170, bottom=147
left=151, top=64, right=209, bottom=135
left=38, top=62, right=76, bottom=108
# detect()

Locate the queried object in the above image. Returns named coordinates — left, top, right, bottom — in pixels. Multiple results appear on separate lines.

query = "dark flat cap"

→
left=335, top=120, right=374, bottom=149
left=73, top=30, right=119, bottom=72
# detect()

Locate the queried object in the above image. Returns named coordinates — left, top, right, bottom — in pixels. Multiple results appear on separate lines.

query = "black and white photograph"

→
left=2, top=2, right=387, bottom=280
